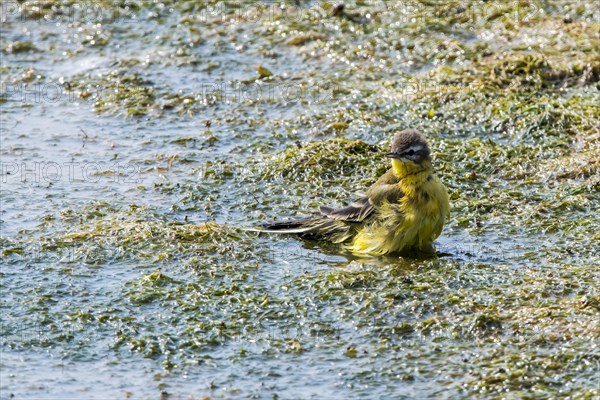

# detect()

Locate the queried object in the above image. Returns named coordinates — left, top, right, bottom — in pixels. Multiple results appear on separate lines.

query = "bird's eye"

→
left=406, top=149, right=415, bottom=156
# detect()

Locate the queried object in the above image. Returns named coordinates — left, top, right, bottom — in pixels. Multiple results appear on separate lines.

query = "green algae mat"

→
left=1, top=1, right=598, bottom=398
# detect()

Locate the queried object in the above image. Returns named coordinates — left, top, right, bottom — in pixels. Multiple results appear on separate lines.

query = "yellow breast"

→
left=350, top=167, right=449, bottom=255
left=402, top=173, right=450, bottom=251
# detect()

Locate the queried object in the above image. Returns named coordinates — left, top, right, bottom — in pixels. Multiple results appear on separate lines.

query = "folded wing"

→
left=257, top=168, right=404, bottom=242
left=319, top=169, right=404, bottom=223
left=319, top=195, right=373, bottom=222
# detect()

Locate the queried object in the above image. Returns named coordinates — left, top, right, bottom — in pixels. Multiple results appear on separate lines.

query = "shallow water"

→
left=2, top=1, right=599, bottom=399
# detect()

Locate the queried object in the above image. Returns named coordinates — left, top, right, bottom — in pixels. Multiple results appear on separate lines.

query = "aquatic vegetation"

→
left=2, top=41, right=38, bottom=53
left=67, top=71, right=156, bottom=117
left=2, top=0, right=599, bottom=398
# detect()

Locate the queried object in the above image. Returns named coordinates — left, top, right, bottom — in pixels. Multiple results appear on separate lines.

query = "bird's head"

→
left=385, top=130, right=432, bottom=176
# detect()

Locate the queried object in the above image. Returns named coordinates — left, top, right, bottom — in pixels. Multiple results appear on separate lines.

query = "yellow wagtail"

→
left=261, top=130, right=450, bottom=255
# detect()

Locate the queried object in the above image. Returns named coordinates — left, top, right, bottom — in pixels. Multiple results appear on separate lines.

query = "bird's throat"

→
left=391, top=159, right=434, bottom=197
left=391, top=159, right=429, bottom=179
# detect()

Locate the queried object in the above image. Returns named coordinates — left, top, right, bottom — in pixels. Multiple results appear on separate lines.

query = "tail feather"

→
left=261, top=219, right=313, bottom=232
left=251, top=217, right=353, bottom=242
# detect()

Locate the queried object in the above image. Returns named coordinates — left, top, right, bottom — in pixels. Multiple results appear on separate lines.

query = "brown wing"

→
left=319, top=168, right=404, bottom=223
left=319, top=196, right=373, bottom=222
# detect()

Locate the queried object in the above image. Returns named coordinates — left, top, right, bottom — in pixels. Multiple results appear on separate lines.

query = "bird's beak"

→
left=385, top=152, right=402, bottom=159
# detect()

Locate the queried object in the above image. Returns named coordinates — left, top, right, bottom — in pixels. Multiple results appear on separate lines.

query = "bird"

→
left=260, top=130, right=450, bottom=256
